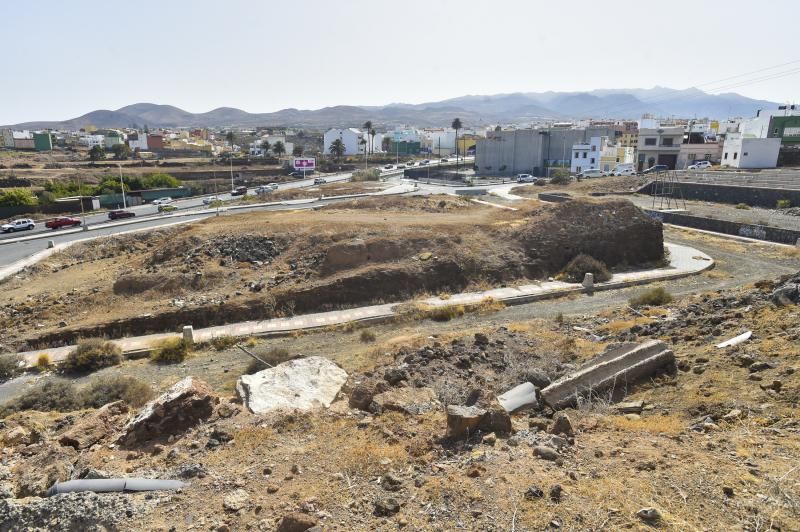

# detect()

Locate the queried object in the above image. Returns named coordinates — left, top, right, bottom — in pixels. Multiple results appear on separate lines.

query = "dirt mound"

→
left=334, top=195, right=473, bottom=212
left=150, top=233, right=282, bottom=266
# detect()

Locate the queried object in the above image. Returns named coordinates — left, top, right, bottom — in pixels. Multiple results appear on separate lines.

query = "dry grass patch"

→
left=604, top=413, right=685, bottom=434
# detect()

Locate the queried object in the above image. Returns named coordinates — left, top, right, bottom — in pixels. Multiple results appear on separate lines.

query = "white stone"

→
left=236, top=356, right=348, bottom=414
left=582, top=272, right=594, bottom=289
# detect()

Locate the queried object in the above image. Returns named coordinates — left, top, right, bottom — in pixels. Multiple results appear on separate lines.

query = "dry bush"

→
left=429, top=304, right=466, bottom=322
left=36, top=353, right=51, bottom=371
left=0, top=380, right=81, bottom=415
left=629, top=287, right=673, bottom=307
left=605, top=413, right=684, bottom=434
left=63, top=339, right=122, bottom=374
left=80, top=375, right=154, bottom=408
left=245, top=347, right=291, bottom=374
left=562, top=254, right=611, bottom=283
left=150, top=338, right=190, bottom=364
left=0, top=354, right=22, bottom=381
left=360, top=329, right=377, bottom=343
left=209, top=335, right=238, bottom=351
left=351, top=168, right=380, bottom=182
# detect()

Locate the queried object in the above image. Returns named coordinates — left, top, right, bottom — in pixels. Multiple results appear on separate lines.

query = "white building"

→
left=390, top=126, right=421, bottom=143
left=128, top=135, right=148, bottom=151
left=249, top=135, right=294, bottom=157
left=721, top=134, right=781, bottom=169
left=323, top=128, right=364, bottom=156
left=79, top=135, right=105, bottom=147
left=1, top=129, right=14, bottom=148
left=570, top=136, right=603, bottom=174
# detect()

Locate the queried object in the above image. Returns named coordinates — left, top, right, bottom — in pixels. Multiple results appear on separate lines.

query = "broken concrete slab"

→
left=497, top=382, right=538, bottom=413
left=540, top=340, right=675, bottom=410
left=236, top=356, right=348, bottom=414
left=59, top=401, right=129, bottom=450
left=371, top=386, right=439, bottom=415
left=119, top=377, right=218, bottom=446
left=446, top=405, right=486, bottom=439
left=615, top=401, right=645, bottom=414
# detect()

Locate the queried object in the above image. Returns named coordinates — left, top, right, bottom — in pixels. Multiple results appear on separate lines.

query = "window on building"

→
left=644, top=138, right=656, bottom=146
left=733, top=152, right=738, bottom=160
left=774, top=128, right=779, bottom=135
left=591, top=145, right=596, bottom=151
left=743, top=152, right=749, bottom=156
left=590, top=158, right=595, bottom=164
left=662, top=138, right=673, bottom=146
left=724, top=152, right=728, bottom=160
left=582, top=152, right=587, bottom=158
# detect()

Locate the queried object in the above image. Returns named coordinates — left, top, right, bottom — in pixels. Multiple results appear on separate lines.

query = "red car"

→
left=45, top=216, right=82, bottom=230
left=108, top=210, right=135, bottom=220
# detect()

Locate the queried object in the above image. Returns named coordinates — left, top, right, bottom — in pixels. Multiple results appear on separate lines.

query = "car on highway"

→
left=396, top=164, right=406, bottom=169
left=440, top=158, right=449, bottom=162
left=516, top=174, right=536, bottom=183
left=108, top=210, right=135, bottom=220
left=231, top=186, right=248, bottom=196
left=255, top=183, right=279, bottom=194
left=158, top=204, right=178, bottom=213
left=313, top=178, right=327, bottom=185
left=642, top=164, right=669, bottom=174
left=1, top=218, right=35, bottom=233
left=152, top=197, right=174, bottom=205
left=383, top=164, right=394, bottom=170
left=420, top=160, right=429, bottom=165
left=406, top=160, right=416, bottom=167
left=687, top=160, right=712, bottom=170
left=45, top=216, right=82, bottom=230
left=202, top=197, right=219, bottom=205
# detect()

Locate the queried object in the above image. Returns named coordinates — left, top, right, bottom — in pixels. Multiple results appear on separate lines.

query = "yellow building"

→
left=600, top=145, right=636, bottom=173
left=457, top=135, right=479, bottom=154
left=616, top=132, right=638, bottom=148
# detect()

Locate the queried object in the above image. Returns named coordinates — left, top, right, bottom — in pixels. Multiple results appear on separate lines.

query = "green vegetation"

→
left=776, top=199, right=792, bottom=209
left=735, top=203, right=751, bottom=210
left=111, top=143, right=131, bottom=160
left=0, top=188, right=38, bottom=206
left=629, top=286, right=673, bottom=307
left=43, top=172, right=181, bottom=198
left=62, top=338, right=122, bottom=374
left=352, top=168, right=381, bottom=182
left=150, top=338, right=190, bottom=363
left=272, top=140, right=286, bottom=160
left=562, top=254, right=612, bottom=283
left=329, top=139, right=345, bottom=160
left=549, top=168, right=572, bottom=185
left=209, top=335, right=239, bottom=351
left=0, top=375, right=153, bottom=415
left=88, top=145, right=105, bottom=161
left=36, top=353, right=51, bottom=372
left=292, top=144, right=304, bottom=157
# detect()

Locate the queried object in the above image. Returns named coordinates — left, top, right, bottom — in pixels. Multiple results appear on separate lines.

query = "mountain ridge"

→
left=4, top=87, right=779, bottom=130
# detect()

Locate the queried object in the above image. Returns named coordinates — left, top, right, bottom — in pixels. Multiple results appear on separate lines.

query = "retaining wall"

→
left=639, top=181, right=800, bottom=208
left=645, top=209, right=800, bottom=245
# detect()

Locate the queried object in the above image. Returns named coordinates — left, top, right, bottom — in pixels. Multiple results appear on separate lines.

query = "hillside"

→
left=4, top=87, right=777, bottom=130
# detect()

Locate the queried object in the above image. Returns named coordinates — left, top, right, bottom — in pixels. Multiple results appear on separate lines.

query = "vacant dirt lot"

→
left=0, top=196, right=663, bottom=350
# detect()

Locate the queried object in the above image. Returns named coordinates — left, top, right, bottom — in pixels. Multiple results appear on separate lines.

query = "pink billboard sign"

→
left=293, top=158, right=316, bottom=170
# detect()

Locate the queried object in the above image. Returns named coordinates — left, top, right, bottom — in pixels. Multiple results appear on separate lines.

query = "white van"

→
left=611, top=163, right=635, bottom=176
left=577, top=168, right=604, bottom=178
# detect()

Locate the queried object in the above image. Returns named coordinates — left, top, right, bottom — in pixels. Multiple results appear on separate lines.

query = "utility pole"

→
left=229, top=155, right=234, bottom=192
left=117, top=164, right=127, bottom=209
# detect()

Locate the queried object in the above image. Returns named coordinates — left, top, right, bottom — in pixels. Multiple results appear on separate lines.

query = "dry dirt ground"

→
left=0, top=272, right=798, bottom=531
left=0, top=196, right=662, bottom=351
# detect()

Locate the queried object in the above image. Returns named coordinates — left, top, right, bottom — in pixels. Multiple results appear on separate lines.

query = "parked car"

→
left=687, top=160, right=712, bottom=170
left=642, top=164, right=669, bottom=174
left=158, top=204, right=178, bottom=213
left=313, top=178, right=327, bottom=185
left=108, top=210, right=135, bottom=220
left=230, top=186, right=248, bottom=196
left=152, top=197, right=174, bottom=205
left=577, top=169, right=604, bottom=178
left=611, top=164, right=636, bottom=176
left=516, top=174, right=536, bottom=183
left=1, top=218, right=35, bottom=233
left=45, top=216, right=81, bottom=230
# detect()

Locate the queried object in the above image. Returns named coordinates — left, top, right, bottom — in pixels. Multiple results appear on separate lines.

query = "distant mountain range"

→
left=5, top=87, right=779, bottom=130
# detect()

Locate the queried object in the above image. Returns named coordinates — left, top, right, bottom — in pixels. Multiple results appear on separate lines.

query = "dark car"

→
left=108, top=210, right=135, bottom=220
left=231, top=186, right=248, bottom=196
left=642, top=164, right=669, bottom=174
left=45, top=216, right=81, bottom=230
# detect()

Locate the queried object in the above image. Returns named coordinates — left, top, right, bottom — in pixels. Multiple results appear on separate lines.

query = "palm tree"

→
left=260, top=140, right=271, bottom=158
left=452, top=118, right=463, bottom=175
left=370, top=128, right=376, bottom=155
left=292, top=144, right=304, bottom=157
left=329, top=138, right=345, bottom=161
left=225, top=131, right=235, bottom=148
left=272, top=141, right=286, bottom=162
left=363, top=121, right=373, bottom=155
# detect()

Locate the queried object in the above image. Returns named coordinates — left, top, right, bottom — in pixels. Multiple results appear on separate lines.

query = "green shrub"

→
left=63, top=339, right=122, bottom=374
left=0, top=380, right=81, bottom=415
left=776, top=199, right=791, bottom=209
left=549, top=169, right=572, bottom=185
left=0, top=354, right=22, bottom=381
left=359, top=329, right=377, bottom=343
left=244, top=347, right=290, bottom=374
left=562, top=254, right=612, bottom=283
left=629, top=287, right=673, bottom=307
left=150, top=338, right=190, bottom=364
left=80, top=375, right=153, bottom=408
left=352, top=168, right=381, bottom=182
left=735, top=203, right=751, bottom=210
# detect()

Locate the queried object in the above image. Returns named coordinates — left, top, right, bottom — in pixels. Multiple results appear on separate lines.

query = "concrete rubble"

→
left=236, top=356, right=348, bottom=414
left=497, top=382, right=538, bottom=413
left=540, top=340, right=675, bottom=409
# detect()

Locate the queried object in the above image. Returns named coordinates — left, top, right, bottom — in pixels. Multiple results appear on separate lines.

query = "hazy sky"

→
left=1, top=0, right=798, bottom=124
